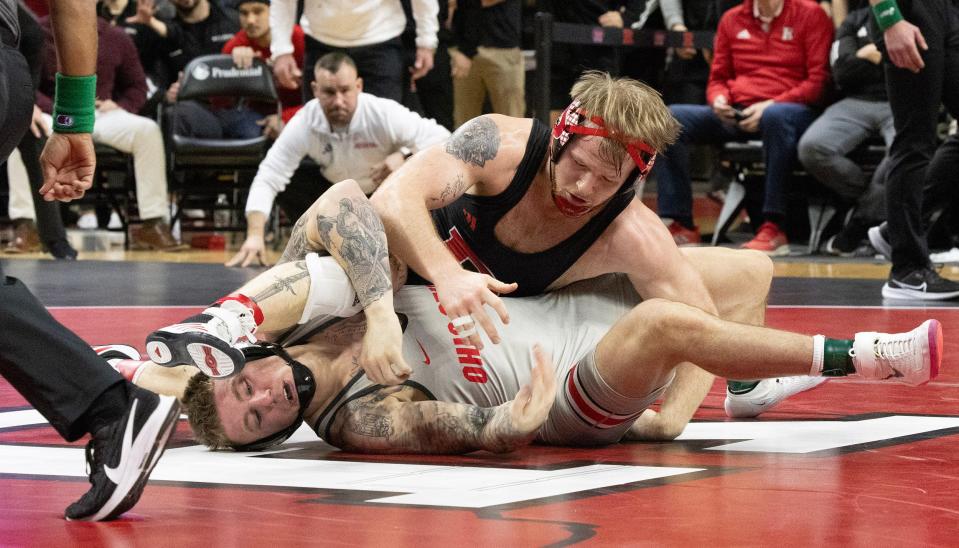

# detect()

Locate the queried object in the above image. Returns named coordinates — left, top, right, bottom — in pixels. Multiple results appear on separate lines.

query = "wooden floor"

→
left=3, top=221, right=959, bottom=546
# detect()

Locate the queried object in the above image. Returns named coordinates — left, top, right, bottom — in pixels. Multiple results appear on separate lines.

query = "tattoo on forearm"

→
left=430, top=174, right=467, bottom=206
left=349, top=413, right=394, bottom=438
left=316, top=198, right=391, bottom=308
left=279, top=215, right=312, bottom=264
left=251, top=261, right=309, bottom=303
left=445, top=117, right=499, bottom=167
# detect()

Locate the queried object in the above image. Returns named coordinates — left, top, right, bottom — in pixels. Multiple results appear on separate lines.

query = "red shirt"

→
left=706, top=0, right=833, bottom=107
left=223, top=25, right=306, bottom=122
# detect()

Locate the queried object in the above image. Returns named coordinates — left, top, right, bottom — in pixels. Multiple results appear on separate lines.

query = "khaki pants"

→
left=452, top=46, right=525, bottom=127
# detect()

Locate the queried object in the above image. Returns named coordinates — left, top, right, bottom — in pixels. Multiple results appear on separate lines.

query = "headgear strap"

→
left=551, top=100, right=658, bottom=180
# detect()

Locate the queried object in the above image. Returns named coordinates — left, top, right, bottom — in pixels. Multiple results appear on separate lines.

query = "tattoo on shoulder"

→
left=445, top=117, right=500, bottom=167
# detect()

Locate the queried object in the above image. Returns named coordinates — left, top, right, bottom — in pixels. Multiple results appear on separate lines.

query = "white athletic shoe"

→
left=851, top=319, right=943, bottom=386
left=92, top=344, right=141, bottom=363
left=724, top=376, right=828, bottom=418
left=145, top=301, right=257, bottom=378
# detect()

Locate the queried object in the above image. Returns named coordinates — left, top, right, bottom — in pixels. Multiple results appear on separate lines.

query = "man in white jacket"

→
left=270, top=0, right=438, bottom=103
left=227, top=52, right=450, bottom=267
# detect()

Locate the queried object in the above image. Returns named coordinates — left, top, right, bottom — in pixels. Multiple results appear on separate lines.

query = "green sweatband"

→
left=52, top=73, right=97, bottom=134
left=872, top=0, right=904, bottom=32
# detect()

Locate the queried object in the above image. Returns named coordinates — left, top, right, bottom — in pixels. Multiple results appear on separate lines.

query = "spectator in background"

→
left=28, top=13, right=184, bottom=250
left=659, top=0, right=727, bottom=105
left=271, top=0, right=439, bottom=104
left=128, top=0, right=251, bottom=138
left=542, top=0, right=645, bottom=109
left=798, top=7, right=893, bottom=256
left=449, top=0, right=524, bottom=127
left=226, top=53, right=450, bottom=267
left=222, top=0, right=305, bottom=139
left=406, top=0, right=454, bottom=131
left=653, top=0, right=832, bottom=253
left=97, top=0, right=175, bottom=116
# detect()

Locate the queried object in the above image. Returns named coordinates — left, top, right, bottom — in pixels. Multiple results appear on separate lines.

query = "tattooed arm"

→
left=370, top=115, right=528, bottom=350
left=328, top=349, right=556, bottom=454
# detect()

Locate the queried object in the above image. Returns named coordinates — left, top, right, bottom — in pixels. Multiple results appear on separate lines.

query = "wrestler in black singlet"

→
left=407, top=119, right=634, bottom=297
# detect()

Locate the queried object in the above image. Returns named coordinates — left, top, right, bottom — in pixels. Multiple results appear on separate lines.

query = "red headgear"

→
left=551, top=100, right=658, bottom=187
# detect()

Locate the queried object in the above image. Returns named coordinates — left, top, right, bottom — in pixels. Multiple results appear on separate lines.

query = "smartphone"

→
left=731, top=107, right=747, bottom=121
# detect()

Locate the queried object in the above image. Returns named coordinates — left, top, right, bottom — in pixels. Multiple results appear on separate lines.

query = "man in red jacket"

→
left=222, top=0, right=305, bottom=139
left=653, top=0, right=833, bottom=254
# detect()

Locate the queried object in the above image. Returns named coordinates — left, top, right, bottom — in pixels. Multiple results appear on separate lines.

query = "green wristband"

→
left=872, top=0, right=904, bottom=32
left=52, top=73, right=97, bottom=134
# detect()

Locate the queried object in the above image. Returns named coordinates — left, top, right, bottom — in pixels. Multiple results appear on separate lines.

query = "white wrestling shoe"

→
left=145, top=301, right=257, bottom=378
left=851, top=319, right=942, bottom=386
left=724, top=376, right=828, bottom=418
left=92, top=344, right=141, bottom=363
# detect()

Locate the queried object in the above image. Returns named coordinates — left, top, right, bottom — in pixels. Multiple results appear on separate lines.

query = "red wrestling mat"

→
left=1, top=306, right=958, bottom=546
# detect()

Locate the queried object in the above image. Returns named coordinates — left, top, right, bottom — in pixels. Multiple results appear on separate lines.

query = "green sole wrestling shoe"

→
left=724, top=376, right=828, bottom=418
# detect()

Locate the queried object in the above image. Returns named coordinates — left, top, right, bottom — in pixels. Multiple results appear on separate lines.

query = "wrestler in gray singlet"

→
left=312, top=274, right=673, bottom=446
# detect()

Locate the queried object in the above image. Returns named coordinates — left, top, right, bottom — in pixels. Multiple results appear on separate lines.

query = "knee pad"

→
left=298, top=253, right=363, bottom=324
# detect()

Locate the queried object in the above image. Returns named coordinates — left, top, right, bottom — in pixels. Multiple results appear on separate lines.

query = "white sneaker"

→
left=724, top=376, right=828, bottom=418
left=851, top=319, right=943, bottom=386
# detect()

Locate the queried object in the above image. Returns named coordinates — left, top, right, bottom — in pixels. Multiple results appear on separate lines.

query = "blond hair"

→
left=570, top=71, right=680, bottom=169
left=182, top=374, right=231, bottom=450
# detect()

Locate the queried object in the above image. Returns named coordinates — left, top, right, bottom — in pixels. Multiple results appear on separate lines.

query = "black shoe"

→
left=882, top=267, right=959, bottom=300
left=64, top=387, right=180, bottom=521
left=868, top=222, right=892, bottom=261
left=824, top=220, right=869, bottom=256
left=48, top=239, right=78, bottom=260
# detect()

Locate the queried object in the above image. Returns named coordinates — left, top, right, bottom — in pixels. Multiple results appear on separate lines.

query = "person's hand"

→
left=225, top=234, right=269, bottom=267
left=257, top=114, right=284, bottom=139
left=856, top=42, right=883, bottom=65
left=126, top=0, right=155, bottom=25
left=481, top=345, right=556, bottom=451
left=450, top=49, right=472, bottom=79
left=433, top=268, right=517, bottom=350
left=738, top=99, right=773, bottom=133
left=711, top=94, right=736, bottom=123
left=884, top=20, right=927, bottom=73
left=410, top=47, right=435, bottom=82
left=369, top=151, right=405, bottom=185
left=165, top=72, right=183, bottom=103
left=359, top=309, right=411, bottom=386
left=273, top=54, right=302, bottom=89
left=95, top=99, right=121, bottom=113
left=598, top=10, right=624, bottom=28
left=29, top=105, right=51, bottom=138
left=670, top=24, right=696, bottom=60
left=39, top=133, right=96, bottom=202
left=231, top=46, right=257, bottom=69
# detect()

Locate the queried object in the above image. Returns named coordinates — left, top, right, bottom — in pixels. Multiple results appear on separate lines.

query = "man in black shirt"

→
left=798, top=7, right=894, bottom=256
left=449, top=0, right=524, bottom=127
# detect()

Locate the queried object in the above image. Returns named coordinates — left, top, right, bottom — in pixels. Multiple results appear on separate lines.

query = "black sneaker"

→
left=47, top=239, right=78, bottom=260
left=868, top=222, right=892, bottom=261
left=824, top=220, right=869, bottom=256
left=882, top=267, right=959, bottom=300
left=64, top=387, right=180, bottom=521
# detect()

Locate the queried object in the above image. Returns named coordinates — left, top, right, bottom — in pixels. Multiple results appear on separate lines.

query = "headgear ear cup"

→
left=230, top=343, right=317, bottom=452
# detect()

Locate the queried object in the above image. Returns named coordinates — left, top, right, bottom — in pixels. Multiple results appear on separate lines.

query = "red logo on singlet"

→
left=427, top=286, right=487, bottom=384
left=443, top=227, right=492, bottom=276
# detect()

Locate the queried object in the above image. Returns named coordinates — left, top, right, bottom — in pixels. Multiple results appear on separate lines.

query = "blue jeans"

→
left=654, top=103, right=818, bottom=221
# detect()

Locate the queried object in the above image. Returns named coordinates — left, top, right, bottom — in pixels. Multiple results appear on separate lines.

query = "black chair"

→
left=710, top=140, right=885, bottom=254
left=161, top=54, right=279, bottom=234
